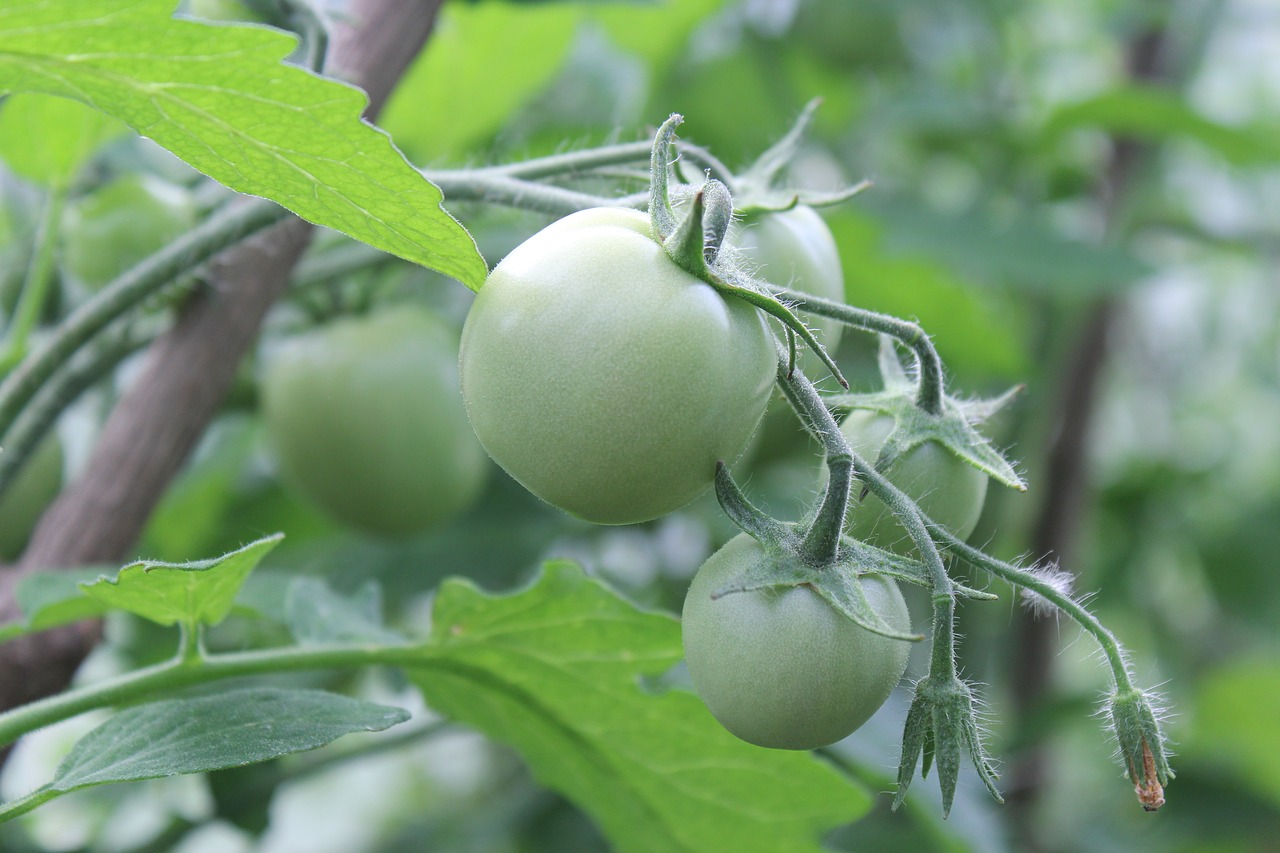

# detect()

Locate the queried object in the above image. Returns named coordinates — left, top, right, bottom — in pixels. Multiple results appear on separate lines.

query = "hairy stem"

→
left=0, top=185, right=66, bottom=375
left=0, top=199, right=289, bottom=443
left=779, top=288, right=946, bottom=415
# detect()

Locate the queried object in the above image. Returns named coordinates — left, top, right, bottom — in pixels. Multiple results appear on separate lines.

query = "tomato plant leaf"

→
left=0, top=0, right=487, bottom=288
left=45, top=687, right=407, bottom=793
left=285, top=577, right=405, bottom=646
left=0, top=93, right=126, bottom=186
left=409, top=560, right=871, bottom=853
left=79, top=533, right=283, bottom=628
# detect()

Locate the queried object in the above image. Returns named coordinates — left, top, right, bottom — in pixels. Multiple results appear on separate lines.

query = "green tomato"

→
left=732, top=205, right=845, bottom=465
left=458, top=207, right=775, bottom=525
left=842, top=409, right=989, bottom=547
left=682, top=533, right=911, bottom=750
left=734, top=205, right=845, bottom=366
left=0, top=434, right=63, bottom=560
left=261, top=306, right=488, bottom=536
left=60, top=175, right=197, bottom=290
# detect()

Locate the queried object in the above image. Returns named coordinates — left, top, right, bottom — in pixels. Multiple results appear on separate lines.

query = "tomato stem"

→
left=776, top=289, right=946, bottom=416
left=0, top=184, right=67, bottom=376
left=0, top=199, right=289, bottom=446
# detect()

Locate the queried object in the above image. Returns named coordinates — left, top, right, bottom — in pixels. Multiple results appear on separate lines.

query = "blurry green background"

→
left=1, top=0, right=1277, bottom=851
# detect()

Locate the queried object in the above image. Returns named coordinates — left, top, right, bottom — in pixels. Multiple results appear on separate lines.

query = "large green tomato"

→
left=261, top=306, right=488, bottom=536
left=458, top=208, right=775, bottom=525
left=60, top=175, right=197, bottom=290
left=842, top=409, right=989, bottom=548
left=0, top=434, right=63, bottom=560
left=682, top=533, right=911, bottom=750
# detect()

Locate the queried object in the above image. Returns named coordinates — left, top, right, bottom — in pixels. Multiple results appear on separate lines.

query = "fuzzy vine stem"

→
left=0, top=325, right=156, bottom=497
left=0, top=641, right=440, bottom=755
left=426, top=172, right=644, bottom=217
left=779, top=287, right=946, bottom=416
left=0, top=185, right=67, bottom=376
left=450, top=137, right=733, bottom=187
left=0, top=199, right=289, bottom=444
left=940, top=531, right=1136, bottom=694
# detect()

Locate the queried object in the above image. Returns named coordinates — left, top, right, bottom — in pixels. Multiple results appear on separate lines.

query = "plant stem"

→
left=426, top=172, right=636, bottom=217
left=0, top=786, right=57, bottom=823
left=0, top=325, right=154, bottom=497
left=450, top=138, right=733, bottom=187
left=779, top=288, right=946, bottom=415
left=0, top=642, right=432, bottom=751
left=0, top=199, right=289, bottom=444
left=0, top=185, right=67, bottom=375
left=942, top=533, right=1136, bottom=694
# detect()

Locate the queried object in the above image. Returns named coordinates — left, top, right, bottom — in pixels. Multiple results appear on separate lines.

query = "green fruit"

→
left=261, top=306, right=488, bottom=536
left=61, top=175, right=197, bottom=290
left=682, top=533, right=911, bottom=750
left=842, top=409, right=989, bottom=547
left=0, top=434, right=64, bottom=560
left=459, top=207, right=775, bottom=525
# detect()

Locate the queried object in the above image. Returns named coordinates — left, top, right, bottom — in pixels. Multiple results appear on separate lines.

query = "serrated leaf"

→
left=0, top=0, right=487, bottom=288
left=0, top=93, right=126, bottom=185
left=410, top=561, right=870, bottom=853
left=285, top=577, right=404, bottom=646
left=80, top=534, right=282, bottom=627
left=46, top=687, right=407, bottom=792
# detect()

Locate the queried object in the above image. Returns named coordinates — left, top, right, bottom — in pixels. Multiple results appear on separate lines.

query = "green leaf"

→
left=285, top=577, right=404, bottom=646
left=410, top=561, right=870, bottom=853
left=0, top=93, right=126, bottom=186
left=47, top=687, right=407, bottom=792
left=12, top=568, right=113, bottom=633
left=380, top=1, right=579, bottom=163
left=1040, top=86, right=1280, bottom=167
left=0, top=0, right=487, bottom=288
left=80, top=533, right=283, bottom=627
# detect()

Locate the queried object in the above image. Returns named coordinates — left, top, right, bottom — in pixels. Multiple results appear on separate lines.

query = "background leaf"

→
left=411, top=561, right=871, bottom=853
left=79, top=533, right=282, bottom=627
left=0, top=0, right=487, bottom=287
left=0, top=93, right=126, bottom=186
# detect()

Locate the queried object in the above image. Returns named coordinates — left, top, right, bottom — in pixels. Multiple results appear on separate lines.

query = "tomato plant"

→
left=459, top=207, right=776, bottom=525
left=261, top=306, right=488, bottom=536
left=682, top=533, right=912, bottom=750
left=0, top=434, right=62, bottom=560
left=841, top=408, right=989, bottom=547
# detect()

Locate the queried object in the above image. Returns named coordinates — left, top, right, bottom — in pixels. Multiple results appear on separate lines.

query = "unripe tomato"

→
left=842, top=409, right=989, bottom=547
left=734, top=204, right=845, bottom=368
left=60, top=175, right=197, bottom=290
left=682, top=533, right=911, bottom=750
left=459, top=208, right=775, bottom=525
left=261, top=306, right=488, bottom=536
left=0, top=434, right=63, bottom=560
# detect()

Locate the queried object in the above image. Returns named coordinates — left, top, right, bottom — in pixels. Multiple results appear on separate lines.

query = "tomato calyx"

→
left=1108, top=689, right=1173, bottom=811
left=895, top=674, right=1003, bottom=818
left=648, top=115, right=848, bottom=389
left=829, top=337, right=1027, bottom=493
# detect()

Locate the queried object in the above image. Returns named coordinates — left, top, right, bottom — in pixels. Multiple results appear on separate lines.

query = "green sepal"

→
left=848, top=536, right=996, bottom=601
left=736, top=182, right=873, bottom=218
left=648, top=113, right=683, bottom=240
left=708, top=536, right=923, bottom=643
left=893, top=675, right=1002, bottom=817
left=713, top=461, right=792, bottom=548
left=828, top=339, right=1026, bottom=491
left=1108, top=688, right=1173, bottom=811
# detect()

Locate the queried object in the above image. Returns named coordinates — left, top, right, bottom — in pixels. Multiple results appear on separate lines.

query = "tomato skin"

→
left=0, top=434, right=63, bottom=560
left=60, top=175, right=197, bottom=290
left=681, top=533, right=911, bottom=750
left=841, top=409, right=989, bottom=547
left=458, top=208, right=776, bottom=525
left=261, top=306, right=488, bottom=536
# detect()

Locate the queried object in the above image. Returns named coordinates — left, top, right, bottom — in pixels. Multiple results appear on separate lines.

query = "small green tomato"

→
left=682, top=533, right=912, bottom=750
left=842, top=409, right=989, bottom=547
